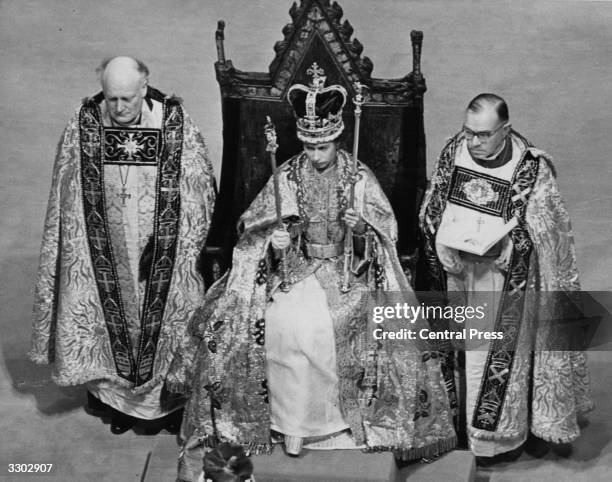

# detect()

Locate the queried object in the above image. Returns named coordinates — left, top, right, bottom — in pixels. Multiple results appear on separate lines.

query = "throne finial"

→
left=216, top=20, right=226, bottom=63
left=410, top=30, right=423, bottom=77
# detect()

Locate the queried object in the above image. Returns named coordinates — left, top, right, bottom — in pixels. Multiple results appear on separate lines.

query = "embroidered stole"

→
left=422, top=132, right=540, bottom=431
left=79, top=95, right=183, bottom=386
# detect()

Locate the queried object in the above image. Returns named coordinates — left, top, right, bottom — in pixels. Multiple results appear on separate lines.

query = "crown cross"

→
left=287, top=64, right=347, bottom=144
left=307, top=62, right=326, bottom=89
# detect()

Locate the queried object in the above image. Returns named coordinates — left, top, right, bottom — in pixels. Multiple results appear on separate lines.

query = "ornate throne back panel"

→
left=204, top=0, right=427, bottom=284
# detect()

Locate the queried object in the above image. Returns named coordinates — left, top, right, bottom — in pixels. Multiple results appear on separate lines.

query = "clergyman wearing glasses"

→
left=418, top=93, right=592, bottom=465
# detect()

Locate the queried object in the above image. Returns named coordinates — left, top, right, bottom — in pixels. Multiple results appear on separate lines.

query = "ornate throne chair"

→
left=203, top=0, right=427, bottom=285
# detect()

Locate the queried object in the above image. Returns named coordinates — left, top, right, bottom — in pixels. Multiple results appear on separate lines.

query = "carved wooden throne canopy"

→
left=204, top=0, right=427, bottom=283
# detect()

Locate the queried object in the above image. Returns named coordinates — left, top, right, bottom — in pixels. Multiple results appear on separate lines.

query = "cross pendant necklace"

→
left=118, top=165, right=131, bottom=206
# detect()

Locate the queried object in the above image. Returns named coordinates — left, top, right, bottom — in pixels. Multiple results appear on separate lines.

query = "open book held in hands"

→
left=436, top=204, right=517, bottom=256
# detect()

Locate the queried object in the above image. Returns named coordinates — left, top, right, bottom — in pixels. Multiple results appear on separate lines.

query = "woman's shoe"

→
left=284, top=436, right=303, bottom=456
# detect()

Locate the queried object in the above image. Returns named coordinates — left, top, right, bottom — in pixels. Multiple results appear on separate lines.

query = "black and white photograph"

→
left=1, top=1, right=611, bottom=481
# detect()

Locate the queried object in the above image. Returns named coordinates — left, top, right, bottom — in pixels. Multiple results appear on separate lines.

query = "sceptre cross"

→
left=340, top=81, right=367, bottom=293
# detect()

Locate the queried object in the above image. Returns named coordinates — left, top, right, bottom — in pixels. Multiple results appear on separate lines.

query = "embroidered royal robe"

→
left=176, top=150, right=457, bottom=481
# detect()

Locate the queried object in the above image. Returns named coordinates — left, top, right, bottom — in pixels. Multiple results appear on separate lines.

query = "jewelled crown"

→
left=287, top=63, right=347, bottom=144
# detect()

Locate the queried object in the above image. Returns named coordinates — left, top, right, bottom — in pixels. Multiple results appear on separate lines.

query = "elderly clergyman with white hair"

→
left=30, top=56, right=216, bottom=434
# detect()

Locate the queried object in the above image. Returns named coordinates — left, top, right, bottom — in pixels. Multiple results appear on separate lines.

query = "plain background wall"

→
left=1, top=0, right=611, bottom=360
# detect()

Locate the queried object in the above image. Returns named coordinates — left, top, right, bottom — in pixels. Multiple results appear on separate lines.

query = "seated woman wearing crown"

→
left=175, top=69, right=456, bottom=481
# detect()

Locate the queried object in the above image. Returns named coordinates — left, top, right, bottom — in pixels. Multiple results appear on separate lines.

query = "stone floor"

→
left=1, top=1, right=611, bottom=481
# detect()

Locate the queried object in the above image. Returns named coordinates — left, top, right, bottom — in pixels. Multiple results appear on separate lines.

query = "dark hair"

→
left=95, top=56, right=150, bottom=83
left=467, top=93, right=509, bottom=123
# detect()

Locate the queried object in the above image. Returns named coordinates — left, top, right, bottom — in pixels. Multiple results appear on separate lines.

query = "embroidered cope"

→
left=30, top=87, right=216, bottom=418
left=419, top=130, right=592, bottom=455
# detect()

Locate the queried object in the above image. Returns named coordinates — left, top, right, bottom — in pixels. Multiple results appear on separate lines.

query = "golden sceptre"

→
left=264, top=116, right=290, bottom=290
left=341, top=82, right=365, bottom=293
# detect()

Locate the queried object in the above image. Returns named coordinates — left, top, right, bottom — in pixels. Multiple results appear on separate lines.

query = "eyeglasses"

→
left=462, top=123, right=509, bottom=141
